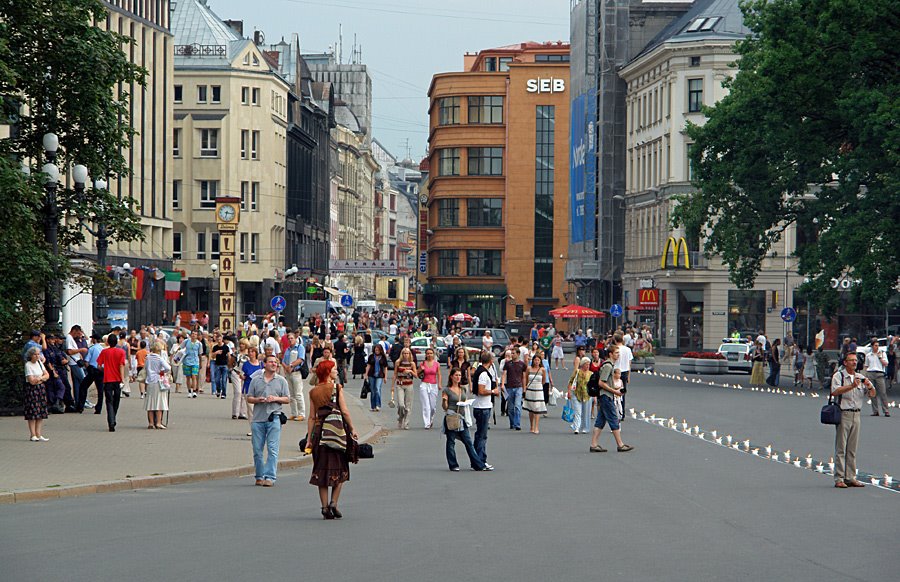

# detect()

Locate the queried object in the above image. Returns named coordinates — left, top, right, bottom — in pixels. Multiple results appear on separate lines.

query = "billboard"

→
left=570, top=89, right=596, bottom=243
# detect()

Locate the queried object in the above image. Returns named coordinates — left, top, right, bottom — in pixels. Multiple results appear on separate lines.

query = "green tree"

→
left=672, top=0, right=900, bottom=315
left=0, top=0, right=145, bottom=408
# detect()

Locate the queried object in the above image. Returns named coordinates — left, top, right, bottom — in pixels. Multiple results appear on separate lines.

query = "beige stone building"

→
left=170, top=0, right=291, bottom=319
left=621, top=1, right=804, bottom=351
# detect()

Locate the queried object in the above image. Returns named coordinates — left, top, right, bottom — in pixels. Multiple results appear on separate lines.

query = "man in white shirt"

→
left=265, top=332, right=281, bottom=356
left=831, top=352, right=875, bottom=488
left=389, top=321, right=398, bottom=336
left=756, top=333, right=768, bottom=350
left=614, top=333, right=634, bottom=418
left=472, top=315, right=480, bottom=327
left=864, top=339, right=889, bottom=416
left=472, top=351, right=498, bottom=470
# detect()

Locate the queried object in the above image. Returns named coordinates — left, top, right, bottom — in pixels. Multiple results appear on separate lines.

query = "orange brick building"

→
left=424, top=42, right=570, bottom=324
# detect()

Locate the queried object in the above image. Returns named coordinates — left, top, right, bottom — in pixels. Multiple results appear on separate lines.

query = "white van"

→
left=298, top=300, right=342, bottom=319
left=357, top=300, right=377, bottom=312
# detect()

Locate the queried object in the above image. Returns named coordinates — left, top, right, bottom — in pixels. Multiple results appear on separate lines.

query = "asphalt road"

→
left=1, top=369, right=896, bottom=582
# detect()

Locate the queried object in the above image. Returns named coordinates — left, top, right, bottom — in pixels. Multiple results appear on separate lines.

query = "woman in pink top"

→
left=419, top=347, right=442, bottom=429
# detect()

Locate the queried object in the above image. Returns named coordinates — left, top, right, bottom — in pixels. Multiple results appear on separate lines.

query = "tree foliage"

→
left=672, top=0, right=900, bottom=315
left=0, top=0, right=146, bottom=407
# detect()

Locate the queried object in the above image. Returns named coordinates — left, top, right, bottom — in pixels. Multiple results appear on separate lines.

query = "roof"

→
left=171, top=0, right=251, bottom=66
left=334, top=101, right=361, bottom=133
left=475, top=41, right=569, bottom=53
left=634, top=0, right=751, bottom=61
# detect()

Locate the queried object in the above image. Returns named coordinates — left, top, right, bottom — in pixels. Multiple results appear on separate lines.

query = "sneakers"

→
left=38, top=436, right=49, bottom=442
left=30, top=436, right=39, bottom=442
left=140, top=393, right=145, bottom=399
left=589, top=445, right=607, bottom=453
left=617, top=444, right=634, bottom=452
left=450, top=467, right=461, bottom=472
left=84, top=401, right=94, bottom=409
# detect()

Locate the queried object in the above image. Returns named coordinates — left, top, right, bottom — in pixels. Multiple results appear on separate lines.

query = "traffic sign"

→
left=306, top=286, right=318, bottom=294
left=270, top=295, right=286, bottom=312
left=610, top=304, right=623, bottom=318
left=340, top=294, right=354, bottom=308
left=781, top=307, right=797, bottom=323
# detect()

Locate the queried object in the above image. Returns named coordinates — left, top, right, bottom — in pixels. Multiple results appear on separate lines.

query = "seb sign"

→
left=526, top=78, right=565, bottom=94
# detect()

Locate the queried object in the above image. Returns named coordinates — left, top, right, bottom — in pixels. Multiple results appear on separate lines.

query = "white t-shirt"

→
left=65, top=334, right=83, bottom=364
left=616, top=345, right=634, bottom=372
left=474, top=366, right=497, bottom=409
left=518, top=345, right=529, bottom=361
left=482, top=335, right=493, bottom=350
left=389, top=323, right=398, bottom=335
left=624, top=333, right=634, bottom=348
left=756, top=334, right=768, bottom=348
left=265, top=336, right=281, bottom=356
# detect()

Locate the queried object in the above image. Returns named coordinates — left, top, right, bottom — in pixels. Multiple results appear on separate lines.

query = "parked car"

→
left=856, top=338, right=888, bottom=361
left=410, top=336, right=448, bottom=363
left=717, top=338, right=753, bottom=373
left=458, top=328, right=511, bottom=358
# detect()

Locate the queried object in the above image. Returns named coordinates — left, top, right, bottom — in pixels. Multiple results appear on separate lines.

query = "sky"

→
left=208, top=0, right=570, bottom=161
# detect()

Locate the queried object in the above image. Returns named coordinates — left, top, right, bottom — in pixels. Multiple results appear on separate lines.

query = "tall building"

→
left=170, top=0, right=291, bottom=321
left=619, top=0, right=811, bottom=351
left=568, top=0, right=692, bottom=326
left=426, top=42, right=571, bottom=323
left=67, top=1, right=175, bottom=329
left=303, top=52, right=372, bottom=144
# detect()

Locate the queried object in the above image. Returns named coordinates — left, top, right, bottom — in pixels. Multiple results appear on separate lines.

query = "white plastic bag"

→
left=549, top=386, right=562, bottom=406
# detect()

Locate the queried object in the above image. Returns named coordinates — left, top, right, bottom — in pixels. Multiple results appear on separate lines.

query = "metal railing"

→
left=175, top=44, right=226, bottom=57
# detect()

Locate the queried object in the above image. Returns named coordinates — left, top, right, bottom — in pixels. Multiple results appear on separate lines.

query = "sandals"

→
left=617, top=444, right=634, bottom=452
left=589, top=446, right=607, bottom=453
left=834, top=481, right=849, bottom=488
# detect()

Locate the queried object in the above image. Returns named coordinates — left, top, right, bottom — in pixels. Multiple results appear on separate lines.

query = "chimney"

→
left=224, top=20, right=244, bottom=36
left=253, top=30, right=265, bottom=46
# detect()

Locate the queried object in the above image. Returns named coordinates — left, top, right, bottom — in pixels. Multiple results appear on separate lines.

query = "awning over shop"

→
left=322, top=286, right=343, bottom=298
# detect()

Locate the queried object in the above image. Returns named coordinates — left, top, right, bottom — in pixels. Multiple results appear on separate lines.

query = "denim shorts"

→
left=594, top=394, right=620, bottom=431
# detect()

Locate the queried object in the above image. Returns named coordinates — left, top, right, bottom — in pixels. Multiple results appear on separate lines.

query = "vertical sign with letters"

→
left=215, top=197, right=241, bottom=331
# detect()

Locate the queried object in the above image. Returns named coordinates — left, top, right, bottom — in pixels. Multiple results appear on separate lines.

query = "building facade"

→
left=170, top=0, right=291, bottom=322
left=619, top=0, right=810, bottom=351
left=67, top=1, right=175, bottom=329
left=568, top=0, right=693, bottom=327
left=426, top=42, right=571, bottom=323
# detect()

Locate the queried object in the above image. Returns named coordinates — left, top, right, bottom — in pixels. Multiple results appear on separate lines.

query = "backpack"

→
left=473, top=365, right=495, bottom=396
left=587, top=362, right=613, bottom=398
left=389, top=342, right=403, bottom=362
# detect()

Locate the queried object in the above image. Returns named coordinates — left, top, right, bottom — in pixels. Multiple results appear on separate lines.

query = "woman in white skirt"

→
left=144, top=341, right=171, bottom=429
left=801, top=346, right=817, bottom=390
left=523, top=354, right=548, bottom=433
left=551, top=336, right=565, bottom=369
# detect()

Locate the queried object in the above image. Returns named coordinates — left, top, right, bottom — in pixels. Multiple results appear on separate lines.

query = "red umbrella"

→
left=549, top=304, right=606, bottom=319
left=450, top=313, right=474, bottom=322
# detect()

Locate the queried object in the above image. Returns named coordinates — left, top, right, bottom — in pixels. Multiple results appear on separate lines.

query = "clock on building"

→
left=215, top=197, right=241, bottom=231
left=218, top=204, right=236, bottom=222
left=419, top=193, right=429, bottom=205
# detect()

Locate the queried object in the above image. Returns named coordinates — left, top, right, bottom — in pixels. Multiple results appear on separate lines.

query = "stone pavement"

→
left=0, top=378, right=381, bottom=499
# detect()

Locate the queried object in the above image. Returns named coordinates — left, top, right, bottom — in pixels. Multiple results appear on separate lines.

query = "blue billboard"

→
left=570, top=90, right=596, bottom=244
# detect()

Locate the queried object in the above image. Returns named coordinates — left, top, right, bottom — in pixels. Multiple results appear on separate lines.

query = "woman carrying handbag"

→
left=441, top=367, right=486, bottom=471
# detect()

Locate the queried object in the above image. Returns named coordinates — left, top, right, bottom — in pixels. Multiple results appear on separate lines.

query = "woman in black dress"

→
left=351, top=334, right=367, bottom=379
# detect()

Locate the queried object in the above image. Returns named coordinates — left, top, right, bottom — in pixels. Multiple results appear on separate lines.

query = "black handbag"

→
left=360, top=378, right=370, bottom=399
left=820, top=395, right=842, bottom=425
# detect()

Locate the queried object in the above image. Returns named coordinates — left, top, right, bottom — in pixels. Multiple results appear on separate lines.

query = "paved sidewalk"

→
left=0, top=378, right=381, bottom=496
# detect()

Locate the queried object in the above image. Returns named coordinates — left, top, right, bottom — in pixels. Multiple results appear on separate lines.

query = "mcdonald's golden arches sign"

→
left=639, top=288, right=659, bottom=307
left=660, top=236, right=691, bottom=269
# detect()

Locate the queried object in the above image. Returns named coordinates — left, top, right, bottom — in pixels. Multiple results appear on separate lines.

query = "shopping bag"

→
left=549, top=387, right=562, bottom=406
left=562, top=398, right=575, bottom=423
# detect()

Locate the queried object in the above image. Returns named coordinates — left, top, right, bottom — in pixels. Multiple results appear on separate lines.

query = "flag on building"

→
left=164, top=271, right=182, bottom=300
left=131, top=267, right=145, bottom=300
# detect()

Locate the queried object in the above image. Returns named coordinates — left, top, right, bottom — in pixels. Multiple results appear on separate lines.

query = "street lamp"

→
left=76, top=174, right=113, bottom=335
left=210, top=263, right=218, bottom=329
left=610, top=194, right=625, bottom=331
left=41, top=132, right=61, bottom=334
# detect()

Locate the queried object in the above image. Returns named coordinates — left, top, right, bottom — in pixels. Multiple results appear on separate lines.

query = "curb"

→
left=5, top=425, right=387, bottom=504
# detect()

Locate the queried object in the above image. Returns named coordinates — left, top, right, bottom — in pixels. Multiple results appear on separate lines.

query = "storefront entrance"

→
left=678, top=290, right=704, bottom=351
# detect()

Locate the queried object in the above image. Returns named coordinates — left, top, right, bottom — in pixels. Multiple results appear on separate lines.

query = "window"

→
left=251, top=54, right=259, bottom=66
left=172, top=232, right=182, bottom=260
left=199, top=180, right=217, bottom=209
left=467, top=147, right=503, bottom=176
left=173, top=128, right=181, bottom=157
left=210, top=232, right=220, bottom=260
left=728, top=290, right=766, bottom=336
left=210, top=85, right=221, bottom=103
left=240, top=130, right=248, bottom=159
left=438, top=148, right=460, bottom=176
left=438, top=250, right=458, bottom=276
left=687, top=143, right=697, bottom=181
left=498, top=57, right=512, bottom=72
left=200, top=128, right=218, bottom=157
left=438, top=198, right=459, bottom=226
left=483, top=56, right=497, bottom=72
left=251, top=182, right=259, bottom=210
left=251, top=131, right=259, bottom=159
left=535, top=54, right=570, bottom=62
left=240, top=181, right=248, bottom=210
left=690, top=56, right=701, bottom=67
left=467, top=250, right=501, bottom=276
left=172, top=180, right=181, bottom=209
left=688, top=78, right=703, bottom=113
left=468, top=96, right=503, bottom=124
left=387, top=279, right=398, bottom=299
left=467, top=198, right=502, bottom=227
left=438, top=97, right=460, bottom=125
left=196, top=232, right=206, bottom=260
left=241, top=86, right=249, bottom=104
left=534, top=105, right=555, bottom=297
left=389, top=218, right=396, bottom=236
left=197, top=85, right=207, bottom=103
left=240, top=233, right=247, bottom=262
left=251, top=87, right=260, bottom=105
left=174, top=85, right=183, bottom=102
left=250, top=233, right=259, bottom=262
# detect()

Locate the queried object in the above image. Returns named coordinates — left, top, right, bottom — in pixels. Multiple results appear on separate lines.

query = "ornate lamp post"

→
left=41, top=132, right=61, bottom=334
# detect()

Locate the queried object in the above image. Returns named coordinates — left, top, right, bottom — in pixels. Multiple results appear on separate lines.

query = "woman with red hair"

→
left=306, top=359, right=357, bottom=519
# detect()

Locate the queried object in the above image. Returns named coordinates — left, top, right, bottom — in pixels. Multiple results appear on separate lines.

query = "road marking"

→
left=628, top=407, right=900, bottom=494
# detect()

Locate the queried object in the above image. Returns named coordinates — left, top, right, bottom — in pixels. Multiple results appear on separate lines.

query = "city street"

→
left=2, top=368, right=896, bottom=581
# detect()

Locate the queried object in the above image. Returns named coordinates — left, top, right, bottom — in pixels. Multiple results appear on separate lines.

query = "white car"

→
left=717, top=339, right=753, bottom=373
left=856, top=338, right=888, bottom=361
left=410, top=336, right=448, bottom=363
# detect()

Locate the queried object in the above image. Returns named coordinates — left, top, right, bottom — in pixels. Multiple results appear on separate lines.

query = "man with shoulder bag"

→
left=589, top=345, right=634, bottom=453
left=830, top=352, right=876, bottom=489
left=247, top=355, right=290, bottom=487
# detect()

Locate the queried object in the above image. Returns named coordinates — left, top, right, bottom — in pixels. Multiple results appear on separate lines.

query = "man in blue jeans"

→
left=211, top=333, right=231, bottom=398
left=589, top=345, right=634, bottom=453
left=472, top=351, right=498, bottom=470
left=247, top=355, right=290, bottom=486
left=500, top=348, right=527, bottom=430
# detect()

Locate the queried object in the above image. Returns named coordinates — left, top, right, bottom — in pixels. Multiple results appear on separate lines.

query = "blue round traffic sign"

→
left=781, top=307, right=797, bottom=323
left=270, top=295, right=286, bottom=312
left=610, top=304, right=623, bottom=318
left=340, top=294, right=354, bottom=308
